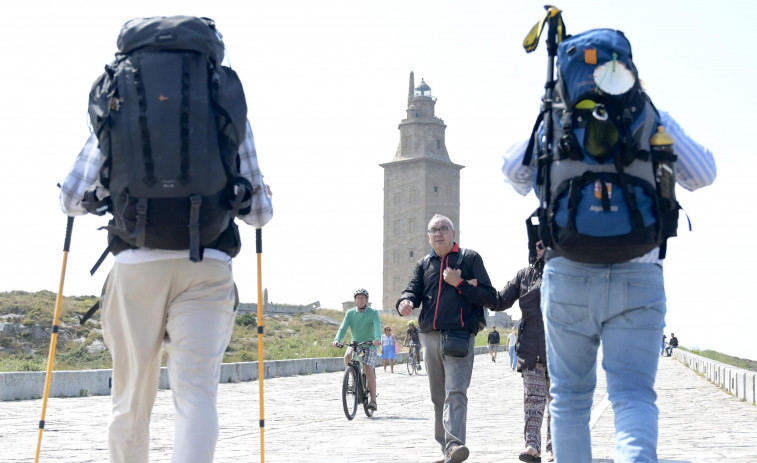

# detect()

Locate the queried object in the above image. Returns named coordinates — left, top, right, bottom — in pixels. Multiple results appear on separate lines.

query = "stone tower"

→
left=380, top=72, right=464, bottom=310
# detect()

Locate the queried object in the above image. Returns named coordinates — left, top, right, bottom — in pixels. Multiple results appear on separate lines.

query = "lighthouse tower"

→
left=380, top=72, right=464, bottom=310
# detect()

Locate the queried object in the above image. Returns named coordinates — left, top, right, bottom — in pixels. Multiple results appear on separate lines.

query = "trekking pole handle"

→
left=63, top=216, right=74, bottom=252
left=256, top=228, right=262, bottom=254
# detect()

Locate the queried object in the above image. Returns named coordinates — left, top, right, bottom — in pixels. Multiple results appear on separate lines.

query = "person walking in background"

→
left=381, top=326, right=398, bottom=372
left=487, top=326, right=501, bottom=363
left=404, top=319, right=423, bottom=370
left=489, top=241, right=553, bottom=462
left=397, top=214, right=496, bottom=463
left=666, top=333, right=679, bottom=356
left=58, top=16, right=273, bottom=463
left=507, top=327, right=518, bottom=370
left=331, top=289, right=381, bottom=411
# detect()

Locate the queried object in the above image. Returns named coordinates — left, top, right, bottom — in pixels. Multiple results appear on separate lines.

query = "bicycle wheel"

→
left=407, top=352, right=415, bottom=375
left=362, top=372, right=374, bottom=417
left=342, top=366, right=358, bottom=420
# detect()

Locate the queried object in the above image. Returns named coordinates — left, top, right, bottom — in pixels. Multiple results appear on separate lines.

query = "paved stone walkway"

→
left=2, top=353, right=756, bottom=462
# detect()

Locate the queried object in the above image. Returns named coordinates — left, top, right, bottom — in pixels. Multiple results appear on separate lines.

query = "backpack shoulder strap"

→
left=423, top=248, right=465, bottom=273
left=522, top=112, right=544, bottom=167
left=454, top=248, right=466, bottom=269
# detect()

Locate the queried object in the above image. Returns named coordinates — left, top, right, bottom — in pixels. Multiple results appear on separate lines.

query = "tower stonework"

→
left=380, top=73, right=464, bottom=310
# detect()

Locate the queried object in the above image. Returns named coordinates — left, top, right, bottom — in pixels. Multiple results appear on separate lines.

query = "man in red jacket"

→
left=397, top=214, right=496, bottom=463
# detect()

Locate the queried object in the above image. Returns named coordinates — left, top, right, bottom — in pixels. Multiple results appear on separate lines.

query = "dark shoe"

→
left=519, top=445, right=541, bottom=462
left=417, top=364, right=422, bottom=370
left=493, top=358, right=496, bottom=362
left=367, top=401, right=377, bottom=411
left=445, top=444, right=469, bottom=463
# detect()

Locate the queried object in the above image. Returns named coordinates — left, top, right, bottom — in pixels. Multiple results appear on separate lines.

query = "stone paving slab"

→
left=1, top=354, right=756, bottom=462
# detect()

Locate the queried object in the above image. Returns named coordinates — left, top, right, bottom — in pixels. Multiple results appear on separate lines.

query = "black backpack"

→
left=84, top=16, right=252, bottom=271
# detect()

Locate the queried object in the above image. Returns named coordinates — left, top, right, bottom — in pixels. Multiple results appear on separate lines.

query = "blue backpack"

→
left=523, top=29, right=680, bottom=264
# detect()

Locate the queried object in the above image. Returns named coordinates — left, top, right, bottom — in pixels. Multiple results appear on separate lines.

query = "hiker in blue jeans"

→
left=502, top=111, right=716, bottom=462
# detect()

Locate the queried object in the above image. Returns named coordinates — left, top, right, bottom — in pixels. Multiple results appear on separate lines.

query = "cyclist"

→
left=331, top=288, right=381, bottom=411
left=403, top=320, right=422, bottom=370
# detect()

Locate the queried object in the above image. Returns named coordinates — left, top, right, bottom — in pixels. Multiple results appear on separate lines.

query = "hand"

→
left=398, top=299, right=414, bottom=316
left=330, top=341, right=340, bottom=347
left=373, top=340, right=381, bottom=346
left=468, top=278, right=478, bottom=287
left=265, top=184, right=272, bottom=196
left=443, top=267, right=463, bottom=287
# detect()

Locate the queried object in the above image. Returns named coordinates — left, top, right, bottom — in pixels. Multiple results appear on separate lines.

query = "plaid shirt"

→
left=59, top=120, right=273, bottom=229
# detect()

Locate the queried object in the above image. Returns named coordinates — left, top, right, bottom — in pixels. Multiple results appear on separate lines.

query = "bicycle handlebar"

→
left=334, top=340, right=375, bottom=349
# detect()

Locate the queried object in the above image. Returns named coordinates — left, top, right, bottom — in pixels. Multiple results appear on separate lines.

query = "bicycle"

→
left=405, top=342, right=420, bottom=375
left=335, top=341, right=375, bottom=420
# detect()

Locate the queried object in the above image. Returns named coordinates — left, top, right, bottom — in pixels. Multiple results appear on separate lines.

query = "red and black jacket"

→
left=396, top=243, right=496, bottom=334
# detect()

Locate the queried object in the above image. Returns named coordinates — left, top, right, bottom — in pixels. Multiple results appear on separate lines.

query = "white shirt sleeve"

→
left=501, top=139, right=535, bottom=197
left=660, top=111, right=717, bottom=191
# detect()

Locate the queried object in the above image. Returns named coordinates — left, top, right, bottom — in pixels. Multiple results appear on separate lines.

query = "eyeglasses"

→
left=536, top=243, right=544, bottom=250
left=427, top=226, right=451, bottom=235
left=386, top=329, right=391, bottom=331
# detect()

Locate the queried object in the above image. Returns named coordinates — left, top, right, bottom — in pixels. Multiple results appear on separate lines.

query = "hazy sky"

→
left=1, top=1, right=755, bottom=359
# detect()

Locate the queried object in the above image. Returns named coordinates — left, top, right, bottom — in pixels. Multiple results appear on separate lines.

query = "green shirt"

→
left=334, top=306, right=382, bottom=347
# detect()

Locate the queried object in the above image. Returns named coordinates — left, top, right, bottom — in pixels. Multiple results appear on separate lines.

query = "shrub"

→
left=236, top=313, right=257, bottom=327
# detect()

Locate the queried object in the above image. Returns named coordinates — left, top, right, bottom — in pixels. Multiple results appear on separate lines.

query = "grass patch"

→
left=682, top=347, right=757, bottom=372
left=4, top=291, right=751, bottom=373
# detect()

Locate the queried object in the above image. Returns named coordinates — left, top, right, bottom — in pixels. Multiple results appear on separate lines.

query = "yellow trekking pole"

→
left=34, top=216, right=74, bottom=462
left=256, top=228, right=265, bottom=462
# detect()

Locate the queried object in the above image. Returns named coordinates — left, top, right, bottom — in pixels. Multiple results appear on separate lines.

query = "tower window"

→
left=409, top=250, right=414, bottom=258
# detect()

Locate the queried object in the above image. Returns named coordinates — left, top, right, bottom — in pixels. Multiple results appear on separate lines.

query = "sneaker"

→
left=367, top=401, right=377, bottom=411
left=444, top=444, right=469, bottom=463
left=493, top=358, right=496, bottom=362
left=519, top=445, right=541, bottom=462
left=417, top=364, right=422, bottom=370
